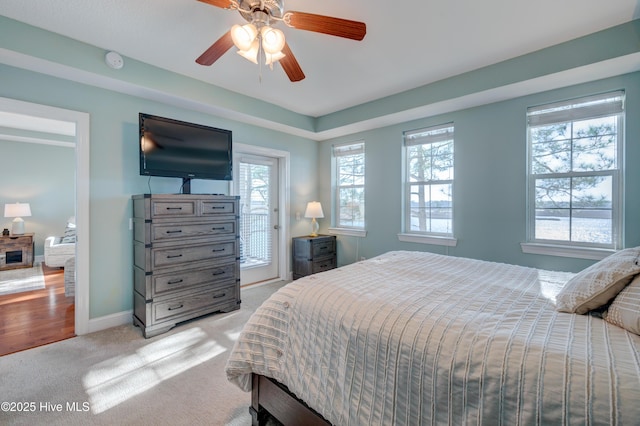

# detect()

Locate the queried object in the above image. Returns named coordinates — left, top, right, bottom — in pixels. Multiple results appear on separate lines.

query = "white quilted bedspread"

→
left=226, top=251, right=640, bottom=425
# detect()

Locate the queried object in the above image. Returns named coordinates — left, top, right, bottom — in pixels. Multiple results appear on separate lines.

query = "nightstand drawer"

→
left=312, top=239, right=335, bottom=257
left=312, top=257, right=336, bottom=273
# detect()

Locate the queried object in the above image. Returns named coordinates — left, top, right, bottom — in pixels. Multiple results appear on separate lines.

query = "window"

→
left=402, top=123, right=454, bottom=238
left=332, top=142, right=365, bottom=230
left=526, top=91, right=624, bottom=251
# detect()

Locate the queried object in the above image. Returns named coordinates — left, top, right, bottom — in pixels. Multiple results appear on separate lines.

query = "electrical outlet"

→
left=360, top=256, right=366, bottom=261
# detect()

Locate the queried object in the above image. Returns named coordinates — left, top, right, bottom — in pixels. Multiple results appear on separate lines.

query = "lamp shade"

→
left=304, top=201, right=324, bottom=219
left=231, top=24, right=258, bottom=51
left=4, top=202, right=31, bottom=218
left=261, top=26, right=285, bottom=54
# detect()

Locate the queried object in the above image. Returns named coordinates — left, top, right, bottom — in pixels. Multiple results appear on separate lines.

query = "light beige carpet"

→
left=0, top=280, right=287, bottom=426
left=0, top=262, right=45, bottom=296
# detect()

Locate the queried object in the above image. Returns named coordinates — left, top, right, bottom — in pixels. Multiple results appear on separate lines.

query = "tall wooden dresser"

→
left=292, top=234, right=337, bottom=280
left=132, top=193, right=240, bottom=338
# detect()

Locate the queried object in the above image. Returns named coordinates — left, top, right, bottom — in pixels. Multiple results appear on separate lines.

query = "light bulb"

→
left=261, top=26, right=285, bottom=54
left=231, top=24, right=258, bottom=51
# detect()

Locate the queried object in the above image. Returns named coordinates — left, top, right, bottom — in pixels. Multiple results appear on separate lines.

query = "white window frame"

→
left=522, top=91, right=625, bottom=259
left=329, top=141, right=367, bottom=237
left=398, top=123, right=457, bottom=246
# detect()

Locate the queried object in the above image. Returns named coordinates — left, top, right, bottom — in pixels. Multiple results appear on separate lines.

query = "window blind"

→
left=333, top=141, right=364, bottom=157
left=404, top=123, right=455, bottom=147
left=527, top=90, right=624, bottom=127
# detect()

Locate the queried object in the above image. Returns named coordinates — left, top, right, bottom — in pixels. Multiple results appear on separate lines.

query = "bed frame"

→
left=250, top=374, right=330, bottom=426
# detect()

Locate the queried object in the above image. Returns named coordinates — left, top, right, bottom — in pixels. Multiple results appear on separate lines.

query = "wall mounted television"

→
left=139, top=113, right=232, bottom=193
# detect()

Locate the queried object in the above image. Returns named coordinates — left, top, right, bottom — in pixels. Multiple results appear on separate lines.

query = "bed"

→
left=226, top=250, right=640, bottom=425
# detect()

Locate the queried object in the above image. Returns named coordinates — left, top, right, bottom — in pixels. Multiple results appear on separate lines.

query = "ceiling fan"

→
left=195, top=0, right=367, bottom=82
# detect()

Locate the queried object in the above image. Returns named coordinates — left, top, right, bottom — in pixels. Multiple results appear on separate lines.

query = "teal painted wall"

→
left=319, top=73, right=640, bottom=273
left=0, top=140, right=74, bottom=256
left=0, top=63, right=318, bottom=319
left=1, top=16, right=639, bottom=321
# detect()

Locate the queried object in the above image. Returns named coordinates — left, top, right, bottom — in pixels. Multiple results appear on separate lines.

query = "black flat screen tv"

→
left=139, top=113, right=232, bottom=190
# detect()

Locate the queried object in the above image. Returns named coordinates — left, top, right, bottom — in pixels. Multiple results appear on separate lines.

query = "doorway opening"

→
left=0, top=97, right=90, bottom=350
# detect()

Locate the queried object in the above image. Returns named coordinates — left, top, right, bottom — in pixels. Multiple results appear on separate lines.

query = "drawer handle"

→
left=167, top=279, right=184, bottom=285
left=212, top=270, right=226, bottom=276
left=166, top=254, right=183, bottom=259
left=168, top=304, right=184, bottom=311
left=319, top=246, right=328, bottom=250
left=209, top=206, right=225, bottom=210
left=166, top=207, right=183, bottom=210
left=211, top=227, right=226, bottom=231
left=213, top=293, right=227, bottom=299
left=166, top=230, right=183, bottom=234
left=212, top=248, right=226, bottom=253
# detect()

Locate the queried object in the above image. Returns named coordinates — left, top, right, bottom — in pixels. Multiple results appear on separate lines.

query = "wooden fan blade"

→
left=280, top=43, right=305, bottom=82
left=285, top=11, right=366, bottom=41
left=197, top=0, right=235, bottom=9
left=196, top=31, right=234, bottom=66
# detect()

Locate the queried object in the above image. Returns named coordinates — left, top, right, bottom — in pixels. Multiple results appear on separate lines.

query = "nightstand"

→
left=0, top=233, right=34, bottom=271
left=292, top=235, right=337, bottom=280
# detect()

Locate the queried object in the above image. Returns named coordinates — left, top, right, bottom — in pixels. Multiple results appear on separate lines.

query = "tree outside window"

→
left=334, top=142, right=365, bottom=229
left=403, top=124, right=454, bottom=236
left=527, top=91, right=624, bottom=249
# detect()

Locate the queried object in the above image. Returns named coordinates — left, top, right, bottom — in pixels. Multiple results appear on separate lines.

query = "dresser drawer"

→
left=151, top=200, right=196, bottom=218
left=153, top=263, right=236, bottom=297
left=151, top=220, right=236, bottom=242
left=201, top=200, right=236, bottom=216
left=153, top=284, right=237, bottom=322
left=152, top=241, right=236, bottom=269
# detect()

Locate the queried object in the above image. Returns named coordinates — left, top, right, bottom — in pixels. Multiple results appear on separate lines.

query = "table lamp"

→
left=4, top=202, right=32, bottom=235
left=304, top=201, right=324, bottom=237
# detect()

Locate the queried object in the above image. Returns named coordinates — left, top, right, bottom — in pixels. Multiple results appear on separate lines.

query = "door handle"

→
left=273, top=225, right=281, bottom=230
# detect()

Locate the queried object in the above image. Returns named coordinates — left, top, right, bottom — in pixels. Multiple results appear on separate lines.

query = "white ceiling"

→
left=1, top=0, right=639, bottom=118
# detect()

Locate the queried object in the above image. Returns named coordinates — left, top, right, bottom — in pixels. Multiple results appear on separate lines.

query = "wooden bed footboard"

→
left=250, top=374, right=331, bottom=426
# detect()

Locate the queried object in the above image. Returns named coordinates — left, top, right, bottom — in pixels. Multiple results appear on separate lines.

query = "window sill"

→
left=520, top=243, right=614, bottom=260
left=397, top=233, right=458, bottom=247
left=328, top=227, right=367, bottom=238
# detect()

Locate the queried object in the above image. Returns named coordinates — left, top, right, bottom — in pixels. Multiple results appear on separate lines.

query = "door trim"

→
left=233, top=143, right=290, bottom=284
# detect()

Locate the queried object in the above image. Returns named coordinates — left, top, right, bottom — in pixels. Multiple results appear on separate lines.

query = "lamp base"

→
left=309, top=218, right=319, bottom=237
left=11, top=218, right=25, bottom=235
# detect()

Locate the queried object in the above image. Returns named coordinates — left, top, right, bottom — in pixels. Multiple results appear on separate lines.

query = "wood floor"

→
left=0, top=264, right=75, bottom=357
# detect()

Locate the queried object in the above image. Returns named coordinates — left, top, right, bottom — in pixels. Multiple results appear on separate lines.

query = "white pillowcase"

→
left=556, top=246, right=640, bottom=314
left=604, top=274, right=640, bottom=335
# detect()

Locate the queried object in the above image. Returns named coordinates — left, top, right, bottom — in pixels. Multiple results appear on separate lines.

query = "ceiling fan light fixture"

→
left=231, top=23, right=258, bottom=51
left=260, top=26, right=285, bottom=54
left=236, top=39, right=260, bottom=64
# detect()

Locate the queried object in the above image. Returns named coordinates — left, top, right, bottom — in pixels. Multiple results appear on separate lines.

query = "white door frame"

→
left=0, top=96, right=90, bottom=335
left=232, top=143, right=290, bottom=284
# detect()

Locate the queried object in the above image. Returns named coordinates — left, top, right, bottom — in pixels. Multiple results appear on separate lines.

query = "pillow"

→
left=61, top=224, right=76, bottom=244
left=604, top=274, right=640, bottom=335
left=556, top=246, right=640, bottom=314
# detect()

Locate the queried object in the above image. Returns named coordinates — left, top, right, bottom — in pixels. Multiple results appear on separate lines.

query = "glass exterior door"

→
left=235, top=154, right=279, bottom=285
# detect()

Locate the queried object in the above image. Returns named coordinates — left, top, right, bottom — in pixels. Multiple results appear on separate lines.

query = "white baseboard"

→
left=86, top=309, right=133, bottom=334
